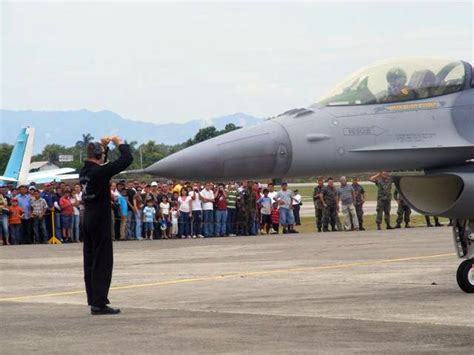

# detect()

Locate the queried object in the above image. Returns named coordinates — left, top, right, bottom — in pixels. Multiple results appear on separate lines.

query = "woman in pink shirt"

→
left=59, top=190, right=74, bottom=242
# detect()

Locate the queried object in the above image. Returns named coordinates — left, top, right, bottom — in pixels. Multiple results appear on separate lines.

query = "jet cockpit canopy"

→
left=318, top=58, right=466, bottom=106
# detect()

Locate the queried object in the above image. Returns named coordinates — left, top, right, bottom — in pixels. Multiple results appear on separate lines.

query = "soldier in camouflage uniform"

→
left=351, top=177, right=366, bottom=230
left=236, top=187, right=248, bottom=236
left=369, top=171, right=394, bottom=230
left=321, top=177, right=338, bottom=232
left=394, top=188, right=411, bottom=228
left=247, top=182, right=258, bottom=235
left=237, top=181, right=257, bottom=236
left=313, top=177, right=325, bottom=232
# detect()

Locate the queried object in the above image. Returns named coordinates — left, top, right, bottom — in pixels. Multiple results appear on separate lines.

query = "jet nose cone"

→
left=145, top=120, right=292, bottom=180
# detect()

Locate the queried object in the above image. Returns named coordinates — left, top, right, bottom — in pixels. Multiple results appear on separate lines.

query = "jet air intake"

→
left=144, top=120, right=292, bottom=181
left=394, top=165, right=474, bottom=219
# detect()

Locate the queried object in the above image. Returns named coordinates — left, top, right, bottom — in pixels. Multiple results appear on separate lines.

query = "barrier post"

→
left=48, top=209, right=62, bottom=244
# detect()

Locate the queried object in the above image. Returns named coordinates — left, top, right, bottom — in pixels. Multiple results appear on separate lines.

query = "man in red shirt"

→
left=214, top=183, right=228, bottom=237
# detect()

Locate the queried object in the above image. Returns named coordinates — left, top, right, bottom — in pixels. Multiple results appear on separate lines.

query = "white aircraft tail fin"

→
left=1, top=127, right=35, bottom=185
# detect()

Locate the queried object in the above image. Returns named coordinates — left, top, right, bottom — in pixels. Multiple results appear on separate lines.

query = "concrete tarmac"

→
left=1, top=228, right=473, bottom=354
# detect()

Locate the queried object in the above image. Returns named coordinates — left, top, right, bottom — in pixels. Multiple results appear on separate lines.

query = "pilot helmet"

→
left=386, top=67, right=407, bottom=84
left=386, top=67, right=407, bottom=94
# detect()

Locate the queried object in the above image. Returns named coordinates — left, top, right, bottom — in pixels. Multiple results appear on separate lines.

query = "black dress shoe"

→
left=91, top=305, right=121, bottom=315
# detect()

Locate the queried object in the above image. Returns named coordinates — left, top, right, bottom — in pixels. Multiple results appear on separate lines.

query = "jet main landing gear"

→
left=456, top=259, right=474, bottom=293
left=452, top=219, right=474, bottom=293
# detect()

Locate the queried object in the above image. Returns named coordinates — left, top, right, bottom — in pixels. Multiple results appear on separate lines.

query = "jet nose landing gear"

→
left=456, top=259, right=474, bottom=293
left=452, top=219, right=474, bottom=293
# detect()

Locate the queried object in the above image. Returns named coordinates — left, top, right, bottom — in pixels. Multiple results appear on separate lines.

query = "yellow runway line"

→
left=0, top=252, right=455, bottom=302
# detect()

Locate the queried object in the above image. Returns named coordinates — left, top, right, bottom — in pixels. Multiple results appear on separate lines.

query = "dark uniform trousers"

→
left=396, top=201, right=411, bottom=225
left=83, top=207, right=113, bottom=307
left=323, top=204, right=337, bottom=231
left=355, top=204, right=364, bottom=228
left=236, top=208, right=249, bottom=235
left=314, top=206, right=323, bottom=231
left=376, top=199, right=391, bottom=226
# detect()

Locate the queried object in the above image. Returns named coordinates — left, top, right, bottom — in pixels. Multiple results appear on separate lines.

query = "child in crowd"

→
left=8, top=198, right=23, bottom=245
left=118, top=189, right=129, bottom=241
left=271, top=202, right=280, bottom=235
left=170, top=202, right=179, bottom=238
left=257, top=188, right=273, bottom=235
left=142, top=199, right=156, bottom=240
left=159, top=195, right=171, bottom=239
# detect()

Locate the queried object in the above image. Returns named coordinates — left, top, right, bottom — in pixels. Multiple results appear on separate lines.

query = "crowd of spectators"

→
left=0, top=180, right=304, bottom=245
left=0, top=175, right=449, bottom=246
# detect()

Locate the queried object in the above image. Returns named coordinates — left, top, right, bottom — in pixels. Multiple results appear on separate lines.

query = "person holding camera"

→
left=214, top=183, right=228, bottom=237
left=79, top=135, right=133, bottom=315
left=0, top=190, right=10, bottom=245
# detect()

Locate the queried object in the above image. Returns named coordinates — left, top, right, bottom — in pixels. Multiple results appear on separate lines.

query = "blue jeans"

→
left=55, top=211, right=62, bottom=239
left=202, top=210, right=214, bottom=237
left=279, top=208, right=295, bottom=226
left=135, top=210, right=143, bottom=239
left=127, top=211, right=136, bottom=239
left=250, top=221, right=257, bottom=235
left=215, top=209, right=227, bottom=236
left=226, top=208, right=236, bottom=235
left=32, top=217, right=48, bottom=243
left=0, top=215, right=9, bottom=242
left=192, top=210, right=202, bottom=236
left=73, top=215, right=80, bottom=242
left=9, top=224, right=21, bottom=245
left=178, top=213, right=190, bottom=237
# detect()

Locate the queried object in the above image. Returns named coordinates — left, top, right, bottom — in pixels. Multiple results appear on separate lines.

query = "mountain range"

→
left=0, top=109, right=263, bottom=153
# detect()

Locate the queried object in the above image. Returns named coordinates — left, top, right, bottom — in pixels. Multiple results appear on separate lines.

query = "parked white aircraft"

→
left=0, top=127, right=78, bottom=185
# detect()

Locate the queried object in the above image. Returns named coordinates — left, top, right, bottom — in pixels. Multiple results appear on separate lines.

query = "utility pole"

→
left=139, top=147, right=143, bottom=170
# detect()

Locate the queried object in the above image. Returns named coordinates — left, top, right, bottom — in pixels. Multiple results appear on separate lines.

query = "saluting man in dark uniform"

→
left=80, top=135, right=133, bottom=315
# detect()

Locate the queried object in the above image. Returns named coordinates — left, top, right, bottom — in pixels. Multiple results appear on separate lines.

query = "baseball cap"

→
left=151, top=181, right=158, bottom=187
left=12, top=198, right=18, bottom=202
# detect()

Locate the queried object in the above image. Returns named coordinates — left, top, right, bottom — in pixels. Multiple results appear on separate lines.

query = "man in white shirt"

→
left=189, top=183, right=204, bottom=238
left=292, top=189, right=302, bottom=225
left=200, top=183, right=215, bottom=237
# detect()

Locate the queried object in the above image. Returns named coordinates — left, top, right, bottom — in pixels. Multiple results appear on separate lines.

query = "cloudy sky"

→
left=1, top=1, right=472, bottom=123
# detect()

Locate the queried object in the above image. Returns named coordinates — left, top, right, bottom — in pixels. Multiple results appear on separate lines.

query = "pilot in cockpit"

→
left=380, top=67, right=416, bottom=103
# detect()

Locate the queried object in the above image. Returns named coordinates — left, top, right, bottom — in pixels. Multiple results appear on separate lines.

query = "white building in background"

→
left=29, top=161, right=60, bottom=173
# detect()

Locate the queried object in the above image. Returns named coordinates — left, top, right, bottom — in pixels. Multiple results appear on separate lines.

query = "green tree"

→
left=183, top=124, right=242, bottom=148
left=0, top=143, right=14, bottom=173
left=75, top=133, right=95, bottom=149
left=193, top=126, right=219, bottom=144
left=75, top=133, right=95, bottom=162
left=223, top=123, right=240, bottom=133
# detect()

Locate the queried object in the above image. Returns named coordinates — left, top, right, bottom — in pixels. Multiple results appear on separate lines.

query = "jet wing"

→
left=54, top=173, right=79, bottom=181
left=0, top=176, right=19, bottom=182
left=28, top=168, right=76, bottom=180
left=25, top=173, right=79, bottom=184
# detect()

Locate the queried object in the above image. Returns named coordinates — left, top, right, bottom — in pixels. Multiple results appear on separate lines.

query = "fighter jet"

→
left=144, top=58, right=474, bottom=293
